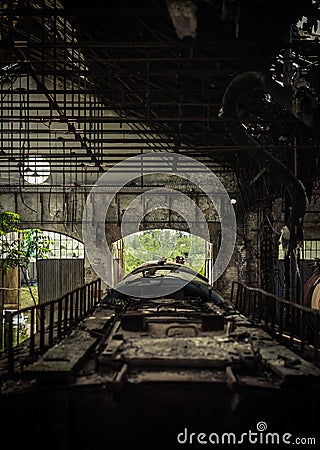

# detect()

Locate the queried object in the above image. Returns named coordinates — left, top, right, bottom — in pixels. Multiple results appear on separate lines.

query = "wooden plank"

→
left=23, top=328, right=97, bottom=382
left=22, top=307, right=112, bottom=382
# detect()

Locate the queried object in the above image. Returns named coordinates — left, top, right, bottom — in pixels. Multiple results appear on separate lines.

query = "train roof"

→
left=125, top=260, right=209, bottom=283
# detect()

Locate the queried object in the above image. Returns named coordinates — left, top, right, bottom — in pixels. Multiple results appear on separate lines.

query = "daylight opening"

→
left=112, top=229, right=212, bottom=283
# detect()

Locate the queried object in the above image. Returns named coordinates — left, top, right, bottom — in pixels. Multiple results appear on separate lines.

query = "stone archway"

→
left=111, top=229, right=213, bottom=285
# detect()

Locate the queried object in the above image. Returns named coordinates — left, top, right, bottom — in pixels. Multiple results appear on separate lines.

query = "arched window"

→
left=22, top=156, right=51, bottom=185
left=39, top=231, right=84, bottom=259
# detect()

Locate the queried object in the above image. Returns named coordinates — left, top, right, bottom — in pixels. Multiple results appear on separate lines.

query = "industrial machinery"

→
left=301, top=259, right=320, bottom=310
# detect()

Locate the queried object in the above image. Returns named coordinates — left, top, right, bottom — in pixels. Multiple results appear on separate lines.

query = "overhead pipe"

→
left=220, top=71, right=307, bottom=251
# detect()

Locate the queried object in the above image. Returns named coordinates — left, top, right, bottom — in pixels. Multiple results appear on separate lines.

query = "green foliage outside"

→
left=20, top=286, right=39, bottom=309
left=0, top=208, right=20, bottom=235
left=0, top=212, right=52, bottom=306
left=1, top=228, right=52, bottom=275
left=122, top=229, right=208, bottom=276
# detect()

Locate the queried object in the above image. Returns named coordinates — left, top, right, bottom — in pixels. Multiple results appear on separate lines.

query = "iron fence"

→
left=2, top=278, right=101, bottom=375
left=230, top=281, right=320, bottom=364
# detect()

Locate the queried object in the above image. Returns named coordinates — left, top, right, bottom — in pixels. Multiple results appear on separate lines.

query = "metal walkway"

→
left=0, top=278, right=101, bottom=379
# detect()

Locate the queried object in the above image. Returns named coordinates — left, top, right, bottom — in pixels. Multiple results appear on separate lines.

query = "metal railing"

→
left=2, top=278, right=101, bottom=375
left=230, top=281, right=320, bottom=365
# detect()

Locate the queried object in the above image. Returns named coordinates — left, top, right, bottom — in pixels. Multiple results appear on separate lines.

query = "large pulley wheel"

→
left=311, top=282, right=320, bottom=310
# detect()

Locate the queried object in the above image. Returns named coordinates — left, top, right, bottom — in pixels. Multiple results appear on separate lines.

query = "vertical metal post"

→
left=283, top=192, right=291, bottom=301
left=49, top=302, right=54, bottom=346
left=30, top=308, right=35, bottom=357
left=64, top=294, right=69, bottom=335
left=75, top=288, right=79, bottom=321
left=39, top=305, right=45, bottom=351
left=278, top=302, right=284, bottom=338
left=230, top=281, right=235, bottom=304
left=252, top=291, right=257, bottom=321
left=57, top=297, right=63, bottom=340
left=69, top=290, right=74, bottom=327
left=7, top=312, right=14, bottom=376
left=300, top=310, right=306, bottom=353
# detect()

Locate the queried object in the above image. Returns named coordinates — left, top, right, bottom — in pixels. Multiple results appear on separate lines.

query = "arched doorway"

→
left=112, top=229, right=213, bottom=285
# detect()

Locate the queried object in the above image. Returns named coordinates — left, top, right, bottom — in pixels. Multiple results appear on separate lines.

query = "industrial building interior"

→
left=0, top=1, right=320, bottom=448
